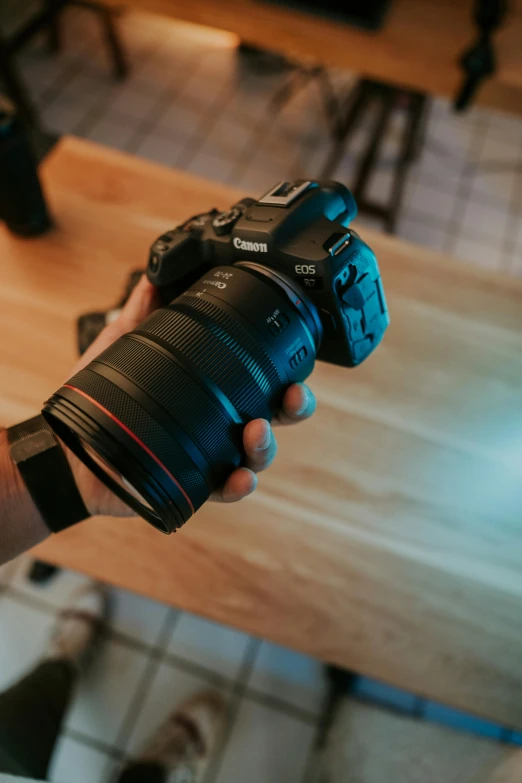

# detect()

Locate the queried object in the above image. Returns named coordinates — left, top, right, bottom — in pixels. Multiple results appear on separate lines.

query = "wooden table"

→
left=1, top=137, right=522, bottom=728
left=105, top=0, right=522, bottom=115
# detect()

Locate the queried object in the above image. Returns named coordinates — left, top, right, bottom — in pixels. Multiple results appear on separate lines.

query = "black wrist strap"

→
left=8, top=415, right=90, bottom=533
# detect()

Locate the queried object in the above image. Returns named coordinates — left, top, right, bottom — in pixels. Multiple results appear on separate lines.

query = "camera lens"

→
left=43, top=265, right=322, bottom=532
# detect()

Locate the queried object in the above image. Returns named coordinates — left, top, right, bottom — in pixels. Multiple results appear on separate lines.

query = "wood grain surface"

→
left=1, top=138, right=522, bottom=727
left=104, top=0, right=522, bottom=115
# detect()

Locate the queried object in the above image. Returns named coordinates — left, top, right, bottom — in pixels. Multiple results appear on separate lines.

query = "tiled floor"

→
left=1, top=3, right=522, bottom=781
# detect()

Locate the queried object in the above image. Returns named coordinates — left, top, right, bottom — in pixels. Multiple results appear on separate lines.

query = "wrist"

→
left=0, top=427, right=49, bottom=560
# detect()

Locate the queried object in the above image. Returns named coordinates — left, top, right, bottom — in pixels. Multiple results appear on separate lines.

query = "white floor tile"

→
left=428, top=114, right=478, bottom=161
left=215, top=697, right=316, bottom=783
left=469, top=168, right=517, bottom=206
left=203, top=114, right=254, bottom=158
left=9, top=560, right=92, bottom=610
left=396, top=216, right=449, bottom=252
left=186, top=150, right=235, bottom=184
left=156, top=97, right=210, bottom=140
left=0, top=595, right=55, bottom=690
left=0, top=556, right=23, bottom=587
left=452, top=234, right=504, bottom=272
left=134, top=133, right=188, bottom=167
left=125, top=658, right=230, bottom=755
left=247, top=641, right=326, bottom=715
left=478, top=129, right=522, bottom=166
left=86, top=118, right=138, bottom=151
left=49, top=72, right=114, bottom=115
left=364, top=166, right=395, bottom=207
left=19, top=54, right=71, bottom=99
left=110, top=586, right=172, bottom=645
left=513, top=215, right=522, bottom=246
left=41, top=102, right=93, bottom=136
left=506, top=247, right=522, bottom=277
left=108, top=84, right=161, bottom=122
left=166, top=611, right=251, bottom=680
left=402, top=178, right=458, bottom=223
left=65, top=638, right=149, bottom=747
left=49, top=736, right=114, bottom=783
left=460, top=198, right=510, bottom=243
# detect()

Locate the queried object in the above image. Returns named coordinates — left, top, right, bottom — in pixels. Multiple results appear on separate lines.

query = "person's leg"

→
left=117, top=761, right=167, bottom=783
left=116, top=691, right=225, bottom=783
left=0, top=659, right=75, bottom=777
left=0, top=583, right=106, bottom=778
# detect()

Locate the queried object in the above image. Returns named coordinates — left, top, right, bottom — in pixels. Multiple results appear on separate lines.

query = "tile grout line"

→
left=4, top=581, right=319, bottom=720
left=499, top=133, right=522, bottom=275
left=442, top=120, right=489, bottom=256
left=100, top=607, right=182, bottom=780
left=121, top=44, right=217, bottom=154
left=32, top=55, right=89, bottom=113
left=174, top=80, right=239, bottom=171
left=71, top=43, right=162, bottom=138
left=202, top=636, right=261, bottom=783
left=61, top=726, right=127, bottom=761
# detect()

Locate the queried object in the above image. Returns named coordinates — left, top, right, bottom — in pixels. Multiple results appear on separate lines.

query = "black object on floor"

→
left=454, top=0, right=509, bottom=111
left=267, top=0, right=394, bottom=31
left=28, top=561, right=60, bottom=585
left=0, top=0, right=129, bottom=125
left=0, top=97, right=53, bottom=236
left=316, top=665, right=357, bottom=750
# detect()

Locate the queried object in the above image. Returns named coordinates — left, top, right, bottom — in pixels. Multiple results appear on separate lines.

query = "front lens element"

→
left=78, top=436, right=154, bottom=512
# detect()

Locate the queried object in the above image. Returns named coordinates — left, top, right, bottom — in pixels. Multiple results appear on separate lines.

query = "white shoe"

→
left=137, top=690, right=226, bottom=783
left=44, top=582, right=107, bottom=671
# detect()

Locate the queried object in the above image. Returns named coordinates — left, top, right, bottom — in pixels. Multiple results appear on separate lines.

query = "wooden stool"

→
left=0, top=0, right=129, bottom=124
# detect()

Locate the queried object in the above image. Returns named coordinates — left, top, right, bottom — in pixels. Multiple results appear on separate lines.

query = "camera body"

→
left=147, top=180, right=389, bottom=367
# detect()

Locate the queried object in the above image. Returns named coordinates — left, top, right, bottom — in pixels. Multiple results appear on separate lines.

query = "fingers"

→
left=210, top=419, right=276, bottom=504
left=276, top=383, right=316, bottom=425
left=212, top=467, right=258, bottom=503
left=243, top=418, right=278, bottom=472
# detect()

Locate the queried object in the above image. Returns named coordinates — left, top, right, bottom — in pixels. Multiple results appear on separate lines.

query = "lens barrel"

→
left=43, top=264, right=321, bottom=532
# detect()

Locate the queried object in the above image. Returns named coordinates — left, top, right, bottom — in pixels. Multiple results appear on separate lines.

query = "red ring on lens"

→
left=63, top=384, right=195, bottom=515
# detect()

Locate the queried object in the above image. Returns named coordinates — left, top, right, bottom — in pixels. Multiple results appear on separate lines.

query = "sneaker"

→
left=136, top=690, right=226, bottom=783
left=44, top=582, right=108, bottom=672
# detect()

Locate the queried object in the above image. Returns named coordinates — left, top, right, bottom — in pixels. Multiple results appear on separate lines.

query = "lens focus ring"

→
left=94, top=334, right=240, bottom=478
left=139, top=296, right=284, bottom=421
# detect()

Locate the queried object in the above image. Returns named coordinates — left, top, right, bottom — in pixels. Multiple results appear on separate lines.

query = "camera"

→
left=43, top=180, right=389, bottom=533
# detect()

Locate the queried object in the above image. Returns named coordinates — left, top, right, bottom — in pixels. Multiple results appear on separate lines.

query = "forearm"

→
left=0, top=427, right=50, bottom=565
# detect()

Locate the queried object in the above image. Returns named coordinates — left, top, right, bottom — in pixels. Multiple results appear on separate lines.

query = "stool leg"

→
left=98, top=5, right=129, bottom=80
left=0, top=31, right=37, bottom=124
left=406, top=93, right=430, bottom=164
left=72, top=1, right=129, bottom=79
left=386, top=93, right=430, bottom=234
left=44, top=0, right=64, bottom=54
left=352, top=86, right=394, bottom=205
left=320, top=79, right=369, bottom=179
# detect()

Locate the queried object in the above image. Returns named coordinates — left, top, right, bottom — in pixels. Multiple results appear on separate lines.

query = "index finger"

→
left=275, top=383, right=316, bottom=426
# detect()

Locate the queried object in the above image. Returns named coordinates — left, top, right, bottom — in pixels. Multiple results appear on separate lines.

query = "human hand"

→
left=65, top=275, right=316, bottom=518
